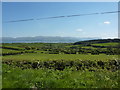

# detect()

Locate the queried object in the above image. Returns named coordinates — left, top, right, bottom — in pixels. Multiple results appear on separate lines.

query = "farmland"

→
left=1, top=39, right=120, bottom=88
left=2, top=53, right=118, bottom=61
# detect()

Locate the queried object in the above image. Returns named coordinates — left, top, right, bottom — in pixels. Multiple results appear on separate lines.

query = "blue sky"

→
left=2, top=2, right=118, bottom=38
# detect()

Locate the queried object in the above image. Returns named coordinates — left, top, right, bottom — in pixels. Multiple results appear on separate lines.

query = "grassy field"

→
left=2, top=53, right=118, bottom=61
left=91, top=42, right=119, bottom=46
left=2, top=48, right=21, bottom=54
left=2, top=39, right=120, bottom=88
left=2, top=64, right=119, bottom=88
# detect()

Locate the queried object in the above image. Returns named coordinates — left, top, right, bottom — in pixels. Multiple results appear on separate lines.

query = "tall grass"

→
left=2, top=64, right=119, bottom=88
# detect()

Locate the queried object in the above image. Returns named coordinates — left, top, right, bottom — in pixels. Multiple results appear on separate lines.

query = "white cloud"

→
left=103, top=21, right=111, bottom=24
left=76, top=29, right=83, bottom=32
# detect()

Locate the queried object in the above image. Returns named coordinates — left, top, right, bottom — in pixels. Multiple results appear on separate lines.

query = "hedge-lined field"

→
left=2, top=39, right=120, bottom=88
left=2, top=53, right=118, bottom=61
left=91, top=42, right=119, bottom=46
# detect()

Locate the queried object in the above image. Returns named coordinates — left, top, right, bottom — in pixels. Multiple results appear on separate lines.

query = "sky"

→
left=2, top=2, right=118, bottom=38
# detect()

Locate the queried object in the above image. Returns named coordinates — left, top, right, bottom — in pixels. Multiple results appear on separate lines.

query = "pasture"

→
left=2, top=53, right=118, bottom=61
left=2, top=39, right=120, bottom=88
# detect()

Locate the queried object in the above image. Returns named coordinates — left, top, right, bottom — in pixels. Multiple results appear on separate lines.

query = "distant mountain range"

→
left=1, top=36, right=101, bottom=43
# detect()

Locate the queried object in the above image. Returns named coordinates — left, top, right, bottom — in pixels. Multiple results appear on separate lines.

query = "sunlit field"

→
left=2, top=53, right=118, bottom=61
left=2, top=39, right=120, bottom=88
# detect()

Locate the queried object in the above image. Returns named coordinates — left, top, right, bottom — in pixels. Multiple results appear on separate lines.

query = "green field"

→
left=92, top=42, right=119, bottom=46
left=2, top=48, right=21, bottom=54
left=2, top=39, right=120, bottom=88
left=2, top=53, right=118, bottom=61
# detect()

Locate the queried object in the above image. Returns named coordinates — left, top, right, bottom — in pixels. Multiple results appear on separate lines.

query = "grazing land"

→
left=1, top=39, right=120, bottom=88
